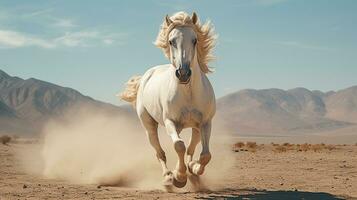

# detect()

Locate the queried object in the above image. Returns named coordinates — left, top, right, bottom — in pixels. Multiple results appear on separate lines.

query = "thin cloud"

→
left=103, top=39, right=114, bottom=45
left=0, top=6, right=126, bottom=49
left=0, top=30, right=55, bottom=49
left=54, top=31, right=118, bottom=47
left=53, top=18, right=77, bottom=28
left=0, top=29, right=125, bottom=49
left=21, top=9, right=77, bottom=29
left=23, top=8, right=53, bottom=18
left=276, top=41, right=335, bottom=51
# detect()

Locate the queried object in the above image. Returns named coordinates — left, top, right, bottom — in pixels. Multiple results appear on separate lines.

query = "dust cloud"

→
left=21, top=105, right=236, bottom=190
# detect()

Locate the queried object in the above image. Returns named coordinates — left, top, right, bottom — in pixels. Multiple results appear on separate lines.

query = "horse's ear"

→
left=192, top=12, right=198, bottom=24
left=165, top=14, right=173, bottom=26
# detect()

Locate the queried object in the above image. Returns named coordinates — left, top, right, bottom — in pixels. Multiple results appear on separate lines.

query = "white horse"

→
left=120, top=11, right=216, bottom=189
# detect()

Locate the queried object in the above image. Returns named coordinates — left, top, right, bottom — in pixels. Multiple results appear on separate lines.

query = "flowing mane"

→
left=154, top=12, right=217, bottom=73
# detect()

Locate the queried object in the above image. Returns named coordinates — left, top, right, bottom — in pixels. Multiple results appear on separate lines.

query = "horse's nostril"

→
left=175, top=69, right=181, bottom=78
left=187, top=69, right=192, bottom=77
left=175, top=68, right=191, bottom=83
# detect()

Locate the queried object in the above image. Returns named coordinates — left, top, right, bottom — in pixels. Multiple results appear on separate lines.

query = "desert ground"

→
left=1, top=139, right=357, bottom=200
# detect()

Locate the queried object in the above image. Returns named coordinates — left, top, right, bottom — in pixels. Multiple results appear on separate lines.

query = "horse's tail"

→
left=119, top=75, right=142, bottom=106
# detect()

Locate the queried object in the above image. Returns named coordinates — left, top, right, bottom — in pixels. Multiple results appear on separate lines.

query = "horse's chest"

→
left=181, top=106, right=203, bottom=123
left=166, top=94, right=206, bottom=127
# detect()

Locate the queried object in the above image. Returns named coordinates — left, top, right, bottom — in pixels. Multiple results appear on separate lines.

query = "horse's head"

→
left=155, top=12, right=216, bottom=83
left=165, top=13, right=198, bottom=84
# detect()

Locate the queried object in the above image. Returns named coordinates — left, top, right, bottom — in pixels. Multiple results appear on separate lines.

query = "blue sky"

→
left=0, top=0, right=356, bottom=105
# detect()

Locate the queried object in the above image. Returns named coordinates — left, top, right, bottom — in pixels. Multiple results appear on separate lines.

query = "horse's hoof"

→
left=188, top=160, right=199, bottom=174
left=173, top=176, right=187, bottom=188
left=162, top=171, right=174, bottom=186
left=172, top=170, right=187, bottom=188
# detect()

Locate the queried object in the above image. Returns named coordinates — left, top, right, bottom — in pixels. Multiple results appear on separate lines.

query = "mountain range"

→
left=0, top=69, right=132, bottom=135
left=1, top=69, right=356, bottom=136
left=215, top=86, right=357, bottom=134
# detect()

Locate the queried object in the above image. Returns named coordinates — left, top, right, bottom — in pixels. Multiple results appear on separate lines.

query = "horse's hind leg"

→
left=188, top=121, right=212, bottom=176
left=139, top=110, right=173, bottom=187
left=165, top=119, right=187, bottom=188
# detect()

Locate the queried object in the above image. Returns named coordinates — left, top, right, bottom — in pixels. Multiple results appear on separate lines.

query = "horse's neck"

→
left=190, top=59, right=204, bottom=88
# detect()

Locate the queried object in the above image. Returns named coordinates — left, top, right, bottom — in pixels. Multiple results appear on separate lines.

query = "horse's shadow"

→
left=195, top=188, right=350, bottom=200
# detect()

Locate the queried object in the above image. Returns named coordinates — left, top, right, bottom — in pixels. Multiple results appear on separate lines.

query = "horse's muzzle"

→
left=175, top=68, right=191, bottom=84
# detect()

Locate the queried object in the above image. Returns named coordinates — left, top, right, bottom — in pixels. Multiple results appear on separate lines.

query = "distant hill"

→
left=325, top=86, right=357, bottom=123
left=0, top=69, right=134, bottom=136
left=215, top=87, right=356, bottom=135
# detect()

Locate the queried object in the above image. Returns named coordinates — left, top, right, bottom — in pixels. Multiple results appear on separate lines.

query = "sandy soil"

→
left=1, top=142, right=357, bottom=200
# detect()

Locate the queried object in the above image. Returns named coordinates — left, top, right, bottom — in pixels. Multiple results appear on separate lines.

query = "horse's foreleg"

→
left=146, top=130, right=174, bottom=187
left=146, top=131, right=169, bottom=172
left=189, top=121, right=212, bottom=176
left=140, top=110, right=172, bottom=186
left=187, top=128, right=201, bottom=168
left=165, top=120, right=187, bottom=188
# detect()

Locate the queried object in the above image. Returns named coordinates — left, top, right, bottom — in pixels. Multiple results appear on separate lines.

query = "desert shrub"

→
left=232, top=142, right=245, bottom=152
left=246, top=142, right=258, bottom=152
left=0, top=135, right=11, bottom=145
left=271, top=142, right=279, bottom=146
left=299, top=143, right=310, bottom=152
left=267, top=142, right=338, bottom=152
left=234, top=142, right=245, bottom=148
left=233, top=141, right=258, bottom=153
left=295, top=144, right=300, bottom=151
left=246, top=142, right=257, bottom=149
left=274, top=145, right=287, bottom=153
left=284, top=143, right=296, bottom=150
left=326, top=144, right=336, bottom=151
left=311, top=144, right=323, bottom=152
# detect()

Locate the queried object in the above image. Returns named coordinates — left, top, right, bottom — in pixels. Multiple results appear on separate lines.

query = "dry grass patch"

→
left=311, top=144, right=324, bottom=152
left=273, top=145, right=287, bottom=153
left=282, top=142, right=290, bottom=146
left=233, top=141, right=258, bottom=152
left=234, top=142, right=245, bottom=149
left=233, top=141, right=338, bottom=153
left=271, top=143, right=337, bottom=153
left=326, top=144, right=337, bottom=151
left=298, top=143, right=311, bottom=152
left=271, top=142, right=279, bottom=146
left=246, top=142, right=257, bottom=149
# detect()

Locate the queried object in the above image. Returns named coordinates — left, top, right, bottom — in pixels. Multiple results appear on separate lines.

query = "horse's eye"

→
left=169, top=40, right=176, bottom=48
left=193, top=38, right=197, bottom=45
